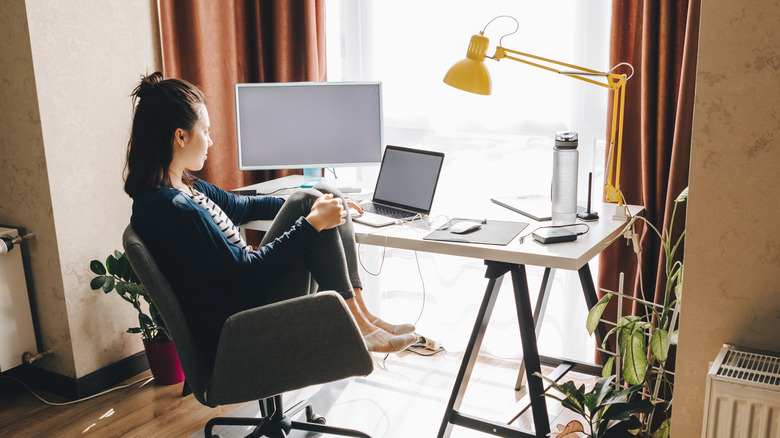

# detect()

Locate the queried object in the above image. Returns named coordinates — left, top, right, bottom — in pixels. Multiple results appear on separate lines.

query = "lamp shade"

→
left=443, top=34, right=492, bottom=95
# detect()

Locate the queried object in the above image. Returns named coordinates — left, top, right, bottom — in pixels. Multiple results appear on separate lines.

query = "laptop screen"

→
left=372, top=146, right=445, bottom=213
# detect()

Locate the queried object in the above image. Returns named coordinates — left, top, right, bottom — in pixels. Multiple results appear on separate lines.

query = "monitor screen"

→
left=235, top=82, right=383, bottom=170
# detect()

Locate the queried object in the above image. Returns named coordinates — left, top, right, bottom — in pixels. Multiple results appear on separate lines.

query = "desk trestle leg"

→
left=510, top=264, right=551, bottom=437
left=578, top=264, right=608, bottom=364
left=437, top=261, right=550, bottom=438
left=515, top=267, right=556, bottom=391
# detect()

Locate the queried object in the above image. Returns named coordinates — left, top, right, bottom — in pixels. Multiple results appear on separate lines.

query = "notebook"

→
left=491, top=195, right=586, bottom=222
left=353, top=145, right=445, bottom=227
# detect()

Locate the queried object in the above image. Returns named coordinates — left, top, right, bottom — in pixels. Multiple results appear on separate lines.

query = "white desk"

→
left=238, top=175, right=636, bottom=271
left=237, top=175, right=642, bottom=438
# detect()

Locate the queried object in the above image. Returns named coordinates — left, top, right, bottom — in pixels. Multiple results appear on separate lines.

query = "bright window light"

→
left=326, top=0, right=612, bottom=362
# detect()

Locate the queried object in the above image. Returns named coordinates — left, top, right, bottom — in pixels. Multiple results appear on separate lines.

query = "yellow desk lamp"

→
left=444, top=16, right=632, bottom=207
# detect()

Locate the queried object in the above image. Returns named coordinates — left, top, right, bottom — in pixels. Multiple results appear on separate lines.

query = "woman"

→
left=124, top=72, right=416, bottom=365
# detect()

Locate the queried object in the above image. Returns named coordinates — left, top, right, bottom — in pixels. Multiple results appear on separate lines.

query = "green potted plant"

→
left=588, top=187, right=686, bottom=438
left=535, top=374, right=654, bottom=438
left=89, top=250, right=184, bottom=385
left=546, top=187, right=687, bottom=438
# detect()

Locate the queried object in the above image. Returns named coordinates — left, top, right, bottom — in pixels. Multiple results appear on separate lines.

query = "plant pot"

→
left=143, top=339, right=184, bottom=385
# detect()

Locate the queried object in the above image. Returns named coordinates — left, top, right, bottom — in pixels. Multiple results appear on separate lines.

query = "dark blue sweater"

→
left=131, top=178, right=321, bottom=365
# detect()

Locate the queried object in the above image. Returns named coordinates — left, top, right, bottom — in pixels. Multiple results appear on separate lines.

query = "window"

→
left=326, top=0, right=612, bottom=362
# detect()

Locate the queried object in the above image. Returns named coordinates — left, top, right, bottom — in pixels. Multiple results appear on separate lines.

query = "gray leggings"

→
left=258, top=184, right=362, bottom=304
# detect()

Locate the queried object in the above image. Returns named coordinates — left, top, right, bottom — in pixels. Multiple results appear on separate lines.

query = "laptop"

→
left=353, top=145, right=445, bottom=227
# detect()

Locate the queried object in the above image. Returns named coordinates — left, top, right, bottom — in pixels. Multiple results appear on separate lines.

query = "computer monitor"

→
left=234, top=81, right=383, bottom=171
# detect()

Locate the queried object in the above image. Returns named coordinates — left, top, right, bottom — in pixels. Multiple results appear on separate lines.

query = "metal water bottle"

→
left=551, top=131, right=579, bottom=225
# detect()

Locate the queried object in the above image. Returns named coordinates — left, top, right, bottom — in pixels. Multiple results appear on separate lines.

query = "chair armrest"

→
left=207, top=292, right=373, bottom=406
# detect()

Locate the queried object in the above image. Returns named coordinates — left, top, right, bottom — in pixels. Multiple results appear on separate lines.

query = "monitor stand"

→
left=300, top=167, right=323, bottom=188
left=300, top=167, right=362, bottom=193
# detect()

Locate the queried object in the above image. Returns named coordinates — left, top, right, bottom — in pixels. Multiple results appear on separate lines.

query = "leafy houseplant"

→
left=89, top=250, right=183, bottom=385
left=89, top=250, right=171, bottom=342
left=587, top=187, right=687, bottom=438
left=542, top=187, right=688, bottom=438
left=535, top=374, right=654, bottom=438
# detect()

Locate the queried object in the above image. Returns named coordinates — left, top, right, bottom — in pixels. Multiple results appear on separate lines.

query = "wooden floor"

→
left=0, top=369, right=239, bottom=437
left=0, top=349, right=593, bottom=438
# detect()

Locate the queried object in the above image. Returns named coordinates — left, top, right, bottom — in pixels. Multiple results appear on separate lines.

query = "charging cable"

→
left=357, top=234, right=389, bottom=277
left=356, top=218, right=429, bottom=337
left=356, top=213, right=424, bottom=276
left=255, top=186, right=299, bottom=196
left=0, top=374, right=154, bottom=406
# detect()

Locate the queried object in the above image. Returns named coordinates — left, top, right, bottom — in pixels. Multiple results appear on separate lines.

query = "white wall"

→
left=0, top=0, right=160, bottom=378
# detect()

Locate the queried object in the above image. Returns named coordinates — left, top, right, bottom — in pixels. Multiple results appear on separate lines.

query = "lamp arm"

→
left=495, top=46, right=614, bottom=88
left=605, top=74, right=627, bottom=205
left=493, top=45, right=628, bottom=205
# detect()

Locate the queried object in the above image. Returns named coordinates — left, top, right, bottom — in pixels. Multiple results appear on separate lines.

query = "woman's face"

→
left=176, top=104, right=213, bottom=172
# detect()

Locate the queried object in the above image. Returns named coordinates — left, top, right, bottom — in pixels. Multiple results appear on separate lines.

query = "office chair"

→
left=123, top=225, right=374, bottom=438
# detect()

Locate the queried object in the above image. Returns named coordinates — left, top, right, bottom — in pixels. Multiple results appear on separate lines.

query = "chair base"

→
left=204, top=394, right=371, bottom=438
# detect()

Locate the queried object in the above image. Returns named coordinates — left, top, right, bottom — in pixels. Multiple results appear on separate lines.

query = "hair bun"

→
left=133, top=71, right=165, bottom=99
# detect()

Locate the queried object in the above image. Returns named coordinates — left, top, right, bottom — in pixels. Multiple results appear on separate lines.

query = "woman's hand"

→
left=346, top=197, right=363, bottom=215
left=306, top=194, right=347, bottom=231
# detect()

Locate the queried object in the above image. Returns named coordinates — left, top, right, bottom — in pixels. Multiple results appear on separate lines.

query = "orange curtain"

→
left=158, top=0, right=327, bottom=191
left=598, top=1, right=700, bottom=327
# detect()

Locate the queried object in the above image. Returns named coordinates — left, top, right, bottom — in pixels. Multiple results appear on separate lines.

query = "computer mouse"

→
left=450, top=221, right=482, bottom=234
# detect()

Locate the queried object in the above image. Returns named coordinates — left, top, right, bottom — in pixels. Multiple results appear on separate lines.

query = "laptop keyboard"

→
left=361, top=202, right=417, bottom=220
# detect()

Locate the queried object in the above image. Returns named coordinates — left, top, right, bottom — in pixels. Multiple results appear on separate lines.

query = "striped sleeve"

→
left=190, top=190, right=250, bottom=251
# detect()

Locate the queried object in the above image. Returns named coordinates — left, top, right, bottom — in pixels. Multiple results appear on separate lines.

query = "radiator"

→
left=702, top=344, right=780, bottom=438
left=0, top=227, right=37, bottom=371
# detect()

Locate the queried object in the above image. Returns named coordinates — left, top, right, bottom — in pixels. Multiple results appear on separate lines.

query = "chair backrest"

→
left=123, top=225, right=212, bottom=404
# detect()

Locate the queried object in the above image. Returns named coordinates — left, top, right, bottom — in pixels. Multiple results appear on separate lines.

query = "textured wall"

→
left=673, top=1, right=780, bottom=436
left=0, top=0, right=160, bottom=378
left=0, top=0, right=75, bottom=376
